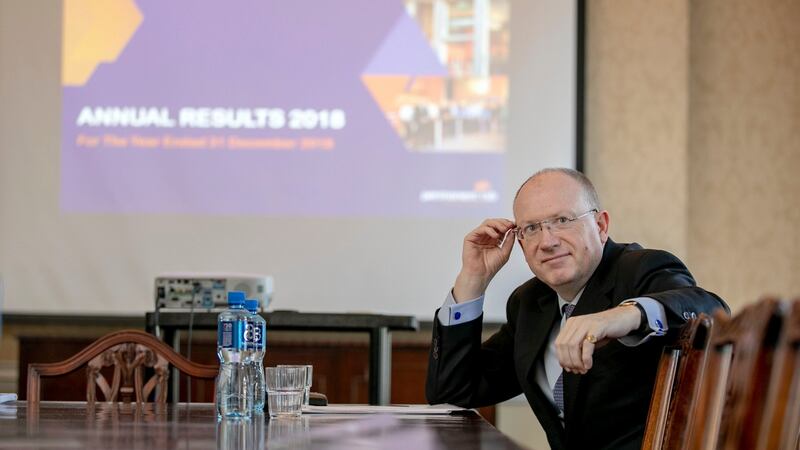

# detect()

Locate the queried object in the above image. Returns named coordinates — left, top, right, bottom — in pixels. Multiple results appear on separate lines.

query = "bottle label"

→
left=218, top=320, right=245, bottom=350
left=244, top=322, right=265, bottom=349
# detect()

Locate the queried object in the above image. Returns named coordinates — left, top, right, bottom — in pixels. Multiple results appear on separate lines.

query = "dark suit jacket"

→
left=426, top=239, right=728, bottom=450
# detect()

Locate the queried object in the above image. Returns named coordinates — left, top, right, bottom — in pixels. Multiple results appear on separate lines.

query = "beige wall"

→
left=688, top=0, right=800, bottom=312
left=586, top=0, right=800, bottom=314
left=586, top=0, right=691, bottom=259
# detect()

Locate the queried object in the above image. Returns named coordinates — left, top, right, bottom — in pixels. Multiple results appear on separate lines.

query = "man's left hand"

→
left=554, top=304, right=641, bottom=374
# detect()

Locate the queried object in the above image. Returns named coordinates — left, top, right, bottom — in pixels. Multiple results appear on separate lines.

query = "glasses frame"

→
left=515, top=208, right=599, bottom=242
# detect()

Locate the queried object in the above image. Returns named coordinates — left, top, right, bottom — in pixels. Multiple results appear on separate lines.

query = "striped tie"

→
left=553, top=303, right=576, bottom=414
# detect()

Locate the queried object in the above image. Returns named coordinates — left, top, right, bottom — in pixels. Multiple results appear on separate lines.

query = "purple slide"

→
left=60, top=0, right=509, bottom=216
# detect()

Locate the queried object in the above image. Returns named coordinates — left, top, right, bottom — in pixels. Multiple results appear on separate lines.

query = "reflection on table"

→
left=0, top=401, right=526, bottom=449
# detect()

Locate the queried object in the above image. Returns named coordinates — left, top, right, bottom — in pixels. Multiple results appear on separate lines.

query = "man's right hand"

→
left=453, top=219, right=516, bottom=302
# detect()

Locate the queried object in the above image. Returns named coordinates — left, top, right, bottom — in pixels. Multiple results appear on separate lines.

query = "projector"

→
left=155, top=272, right=273, bottom=310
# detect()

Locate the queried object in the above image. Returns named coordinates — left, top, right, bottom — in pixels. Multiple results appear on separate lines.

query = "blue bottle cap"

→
left=244, top=299, right=259, bottom=313
left=227, top=291, right=246, bottom=306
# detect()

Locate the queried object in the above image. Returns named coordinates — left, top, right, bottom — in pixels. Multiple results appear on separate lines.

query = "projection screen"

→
left=0, top=0, right=580, bottom=321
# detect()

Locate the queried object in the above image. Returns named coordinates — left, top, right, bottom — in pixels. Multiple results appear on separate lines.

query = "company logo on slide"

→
left=419, top=180, right=498, bottom=203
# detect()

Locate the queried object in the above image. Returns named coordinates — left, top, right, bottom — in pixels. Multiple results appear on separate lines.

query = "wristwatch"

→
left=620, top=301, right=650, bottom=334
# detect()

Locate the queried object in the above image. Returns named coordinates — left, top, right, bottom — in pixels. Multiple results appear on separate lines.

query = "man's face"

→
left=512, top=173, right=609, bottom=297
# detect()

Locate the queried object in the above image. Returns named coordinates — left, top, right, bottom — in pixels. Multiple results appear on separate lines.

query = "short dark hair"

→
left=514, top=168, right=600, bottom=209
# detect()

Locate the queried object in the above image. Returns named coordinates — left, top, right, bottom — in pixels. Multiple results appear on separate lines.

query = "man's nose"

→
left=537, top=225, right=560, bottom=248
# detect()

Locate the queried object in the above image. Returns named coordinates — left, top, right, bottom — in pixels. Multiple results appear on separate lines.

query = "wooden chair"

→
left=686, top=297, right=784, bottom=450
left=642, top=313, right=714, bottom=450
left=757, top=298, right=800, bottom=450
left=27, top=329, right=218, bottom=406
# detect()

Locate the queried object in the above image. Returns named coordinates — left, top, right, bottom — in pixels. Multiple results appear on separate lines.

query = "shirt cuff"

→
left=437, top=290, right=484, bottom=326
left=618, top=297, right=668, bottom=346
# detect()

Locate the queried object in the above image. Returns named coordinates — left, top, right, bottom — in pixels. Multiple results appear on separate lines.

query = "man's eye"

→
left=556, top=217, right=570, bottom=224
left=524, top=224, right=538, bottom=234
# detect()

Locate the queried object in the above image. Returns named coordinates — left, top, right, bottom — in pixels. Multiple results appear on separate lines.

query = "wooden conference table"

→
left=0, top=401, right=526, bottom=449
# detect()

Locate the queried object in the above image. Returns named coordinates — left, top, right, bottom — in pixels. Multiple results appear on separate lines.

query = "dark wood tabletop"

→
left=0, top=402, right=527, bottom=449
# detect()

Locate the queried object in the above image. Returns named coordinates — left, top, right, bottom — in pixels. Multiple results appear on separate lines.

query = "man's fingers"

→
left=480, top=218, right=515, bottom=231
left=567, top=333, right=584, bottom=372
left=557, top=307, right=635, bottom=374
left=555, top=321, right=585, bottom=372
left=499, top=228, right=516, bottom=253
left=580, top=339, right=594, bottom=372
left=468, top=219, right=516, bottom=246
left=554, top=326, right=571, bottom=370
left=560, top=335, right=590, bottom=373
left=557, top=317, right=604, bottom=373
left=481, top=226, right=501, bottom=240
left=558, top=344, right=583, bottom=373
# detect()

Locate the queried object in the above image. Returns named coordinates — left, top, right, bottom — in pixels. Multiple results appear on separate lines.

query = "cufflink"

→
left=454, top=312, right=462, bottom=321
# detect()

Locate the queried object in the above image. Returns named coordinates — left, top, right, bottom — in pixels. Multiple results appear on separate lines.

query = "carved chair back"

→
left=27, top=329, right=218, bottom=406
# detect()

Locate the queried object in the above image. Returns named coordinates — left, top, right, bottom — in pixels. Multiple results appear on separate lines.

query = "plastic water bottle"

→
left=245, top=298, right=267, bottom=413
left=216, top=291, right=252, bottom=418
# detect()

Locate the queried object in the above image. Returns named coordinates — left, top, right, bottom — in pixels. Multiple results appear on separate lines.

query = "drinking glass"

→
left=265, top=366, right=305, bottom=418
left=278, top=364, right=312, bottom=406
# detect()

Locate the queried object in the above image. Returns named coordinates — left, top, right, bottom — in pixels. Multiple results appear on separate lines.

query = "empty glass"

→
left=277, top=364, right=313, bottom=406
left=265, top=366, right=305, bottom=418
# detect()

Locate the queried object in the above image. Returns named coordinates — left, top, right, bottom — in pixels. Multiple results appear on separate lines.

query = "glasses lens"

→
left=552, top=217, right=573, bottom=231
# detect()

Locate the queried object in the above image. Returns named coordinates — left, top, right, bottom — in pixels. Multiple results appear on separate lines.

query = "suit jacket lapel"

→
left=563, top=239, right=624, bottom=422
left=517, top=287, right=560, bottom=384
left=516, top=287, right=564, bottom=438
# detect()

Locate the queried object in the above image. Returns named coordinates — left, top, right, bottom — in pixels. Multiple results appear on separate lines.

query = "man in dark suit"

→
left=426, top=168, right=728, bottom=450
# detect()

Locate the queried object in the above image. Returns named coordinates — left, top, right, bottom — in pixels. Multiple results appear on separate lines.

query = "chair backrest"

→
left=27, top=329, right=218, bottom=406
left=687, top=297, right=783, bottom=450
left=642, top=314, right=713, bottom=450
left=757, top=298, right=800, bottom=450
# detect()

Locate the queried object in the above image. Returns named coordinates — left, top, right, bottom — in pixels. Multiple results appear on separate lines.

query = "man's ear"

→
left=596, top=210, right=610, bottom=243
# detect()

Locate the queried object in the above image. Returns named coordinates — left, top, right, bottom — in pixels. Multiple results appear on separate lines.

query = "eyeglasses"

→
left=516, top=209, right=598, bottom=241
